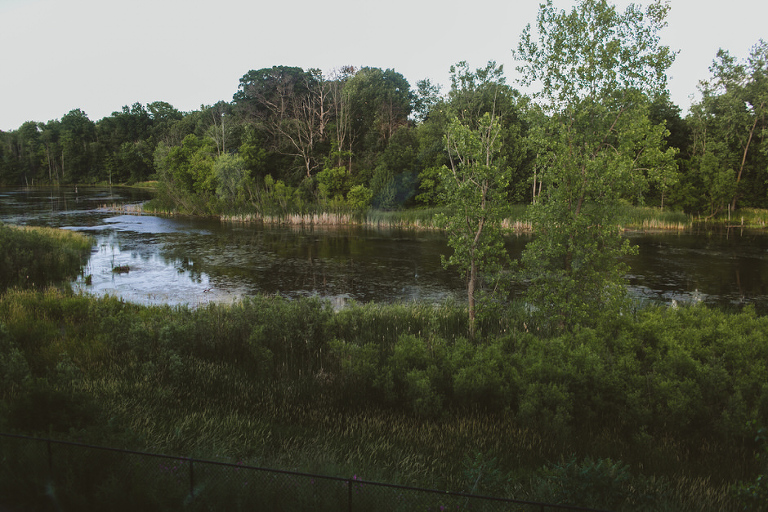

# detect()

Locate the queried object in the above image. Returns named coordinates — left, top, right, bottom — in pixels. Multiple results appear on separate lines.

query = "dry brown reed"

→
left=637, top=218, right=690, bottom=231
left=98, top=203, right=146, bottom=215
left=222, top=212, right=534, bottom=233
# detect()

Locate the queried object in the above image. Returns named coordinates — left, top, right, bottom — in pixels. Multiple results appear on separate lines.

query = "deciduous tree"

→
left=437, top=112, right=512, bottom=338
left=514, top=0, right=677, bottom=329
left=688, top=40, right=768, bottom=213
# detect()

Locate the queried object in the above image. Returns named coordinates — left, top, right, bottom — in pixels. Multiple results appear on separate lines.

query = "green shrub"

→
left=462, top=451, right=510, bottom=496
left=539, top=456, right=632, bottom=509
left=734, top=426, right=768, bottom=511
left=451, top=337, right=518, bottom=411
left=346, top=184, right=373, bottom=211
left=2, top=290, right=767, bottom=508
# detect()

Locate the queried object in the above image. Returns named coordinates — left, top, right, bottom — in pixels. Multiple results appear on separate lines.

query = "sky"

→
left=0, top=0, right=766, bottom=132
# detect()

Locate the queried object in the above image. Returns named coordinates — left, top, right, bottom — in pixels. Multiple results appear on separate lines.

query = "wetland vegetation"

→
left=2, top=0, right=768, bottom=509
left=0, top=222, right=767, bottom=510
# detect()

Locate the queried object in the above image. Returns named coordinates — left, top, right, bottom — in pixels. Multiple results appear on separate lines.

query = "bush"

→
left=539, top=456, right=632, bottom=509
left=734, top=426, right=768, bottom=511
left=347, top=185, right=373, bottom=211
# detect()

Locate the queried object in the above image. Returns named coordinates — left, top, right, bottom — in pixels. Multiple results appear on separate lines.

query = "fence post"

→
left=189, top=459, right=195, bottom=503
left=347, top=478, right=352, bottom=512
left=47, top=439, right=53, bottom=476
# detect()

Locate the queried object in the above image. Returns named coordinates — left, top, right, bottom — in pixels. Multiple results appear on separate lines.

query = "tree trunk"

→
left=730, top=103, right=762, bottom=211
left=468, top=258, right=477, bottom=339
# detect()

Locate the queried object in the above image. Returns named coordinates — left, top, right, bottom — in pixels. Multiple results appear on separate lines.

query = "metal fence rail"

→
left=0, top=432, right=610, bottom=512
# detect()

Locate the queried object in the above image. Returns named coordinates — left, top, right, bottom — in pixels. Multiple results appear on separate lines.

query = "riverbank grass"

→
left=721, top=207, right=768, bottom=228
left=201, top=204, right=686, bottom=233
left=0, top=223, right=92, bottom=291
left=222, top=205, right=534, bottom=232
left=615, top=205, right=692, bottom=230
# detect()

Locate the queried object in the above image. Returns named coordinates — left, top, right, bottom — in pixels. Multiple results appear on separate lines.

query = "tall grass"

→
left=615, top=205, right=692, bottom=230
left=209, top=203, right=691, bottom=234
left=222, top=206, right=534, bottom=233
left=222, top=209, right=446, bottom=229
left=0, top=223, right=92, bottom=291
left=1, top=287, right=765, bottom=510
left=723, top=207, right=768, bottom=228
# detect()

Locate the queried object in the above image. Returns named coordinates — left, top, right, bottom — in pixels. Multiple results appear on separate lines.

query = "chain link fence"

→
left=0, top=433, right=610, bottom=511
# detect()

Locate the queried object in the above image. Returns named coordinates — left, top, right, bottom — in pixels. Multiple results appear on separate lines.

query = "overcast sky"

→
left=0, top=0, right=765, bottom=131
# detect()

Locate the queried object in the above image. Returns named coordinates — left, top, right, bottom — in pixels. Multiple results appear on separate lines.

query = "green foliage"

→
left=686, top=40, right=768, bottom=214
left=734, top=425, right=768, bottom=511
left=515, top=0, right=677, bottom=330
left=387, top=334, right=450, bottom=417
left=414, top=166, right=444, bottom=206
left=0, top=289, right=765, bottom=509
left=214, top=153, right=249, bottom=207
left=346, top=184, right=373, bottom=211
left=343, top=67, right=414, bottom=160
left=539, top=456, right=632, bottom=509
left=0, top=44, right=765, bottom=218
left=451, top=337, right=517, bottom=411
left=261, top=174, right=302, bottom=214
left=0, top=223, right=91, bottom=291
left=316, top=166, right=349, bottom=202
left=0, top=323, right=30, bottom=398
left=59, top=108, right=97, bottom=183
left=437, top=108, right=516, bottom=335
left=153, top=134, right=218, bottom=214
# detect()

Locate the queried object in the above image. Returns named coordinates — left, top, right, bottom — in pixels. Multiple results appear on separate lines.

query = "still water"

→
left=2, top=186, right=768, bottom=311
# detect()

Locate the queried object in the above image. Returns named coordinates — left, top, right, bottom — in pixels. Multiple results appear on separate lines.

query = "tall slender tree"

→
left=438, top=112, right=512, bottom=338
left=436, top=62, right=523, bottom=337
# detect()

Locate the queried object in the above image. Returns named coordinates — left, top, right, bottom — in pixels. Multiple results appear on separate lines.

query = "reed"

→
left=223, top=206, right=534, bottom=233
left=726, top=207, right=768, bottom=228
left=615, top=205, right=692, bottom=230
left=122, top=197, right=703, bottom=235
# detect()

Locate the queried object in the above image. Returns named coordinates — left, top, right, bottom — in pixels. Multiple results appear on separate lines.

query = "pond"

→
left=2, top=186, right=768, bottom=312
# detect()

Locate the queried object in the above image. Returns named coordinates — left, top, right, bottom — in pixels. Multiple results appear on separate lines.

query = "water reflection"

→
left=2, top=187, right=768, bottom=312
left=624, top=230, right=768, bottom=310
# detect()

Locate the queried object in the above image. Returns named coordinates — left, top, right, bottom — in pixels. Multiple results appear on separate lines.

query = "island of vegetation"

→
left=1, top=0, right=767, bottom=510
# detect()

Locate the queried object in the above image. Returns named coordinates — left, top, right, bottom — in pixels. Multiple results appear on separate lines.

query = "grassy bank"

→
left=1, top=287, right=766, bottom=510
left=0, top=223, right=92, bottom=291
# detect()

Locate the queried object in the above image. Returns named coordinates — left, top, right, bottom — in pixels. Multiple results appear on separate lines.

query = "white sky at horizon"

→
left=0, top=0, right=765, bottom=131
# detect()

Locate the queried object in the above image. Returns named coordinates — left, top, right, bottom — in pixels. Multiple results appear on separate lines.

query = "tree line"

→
left=0, top=39, right=764, bottom=219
